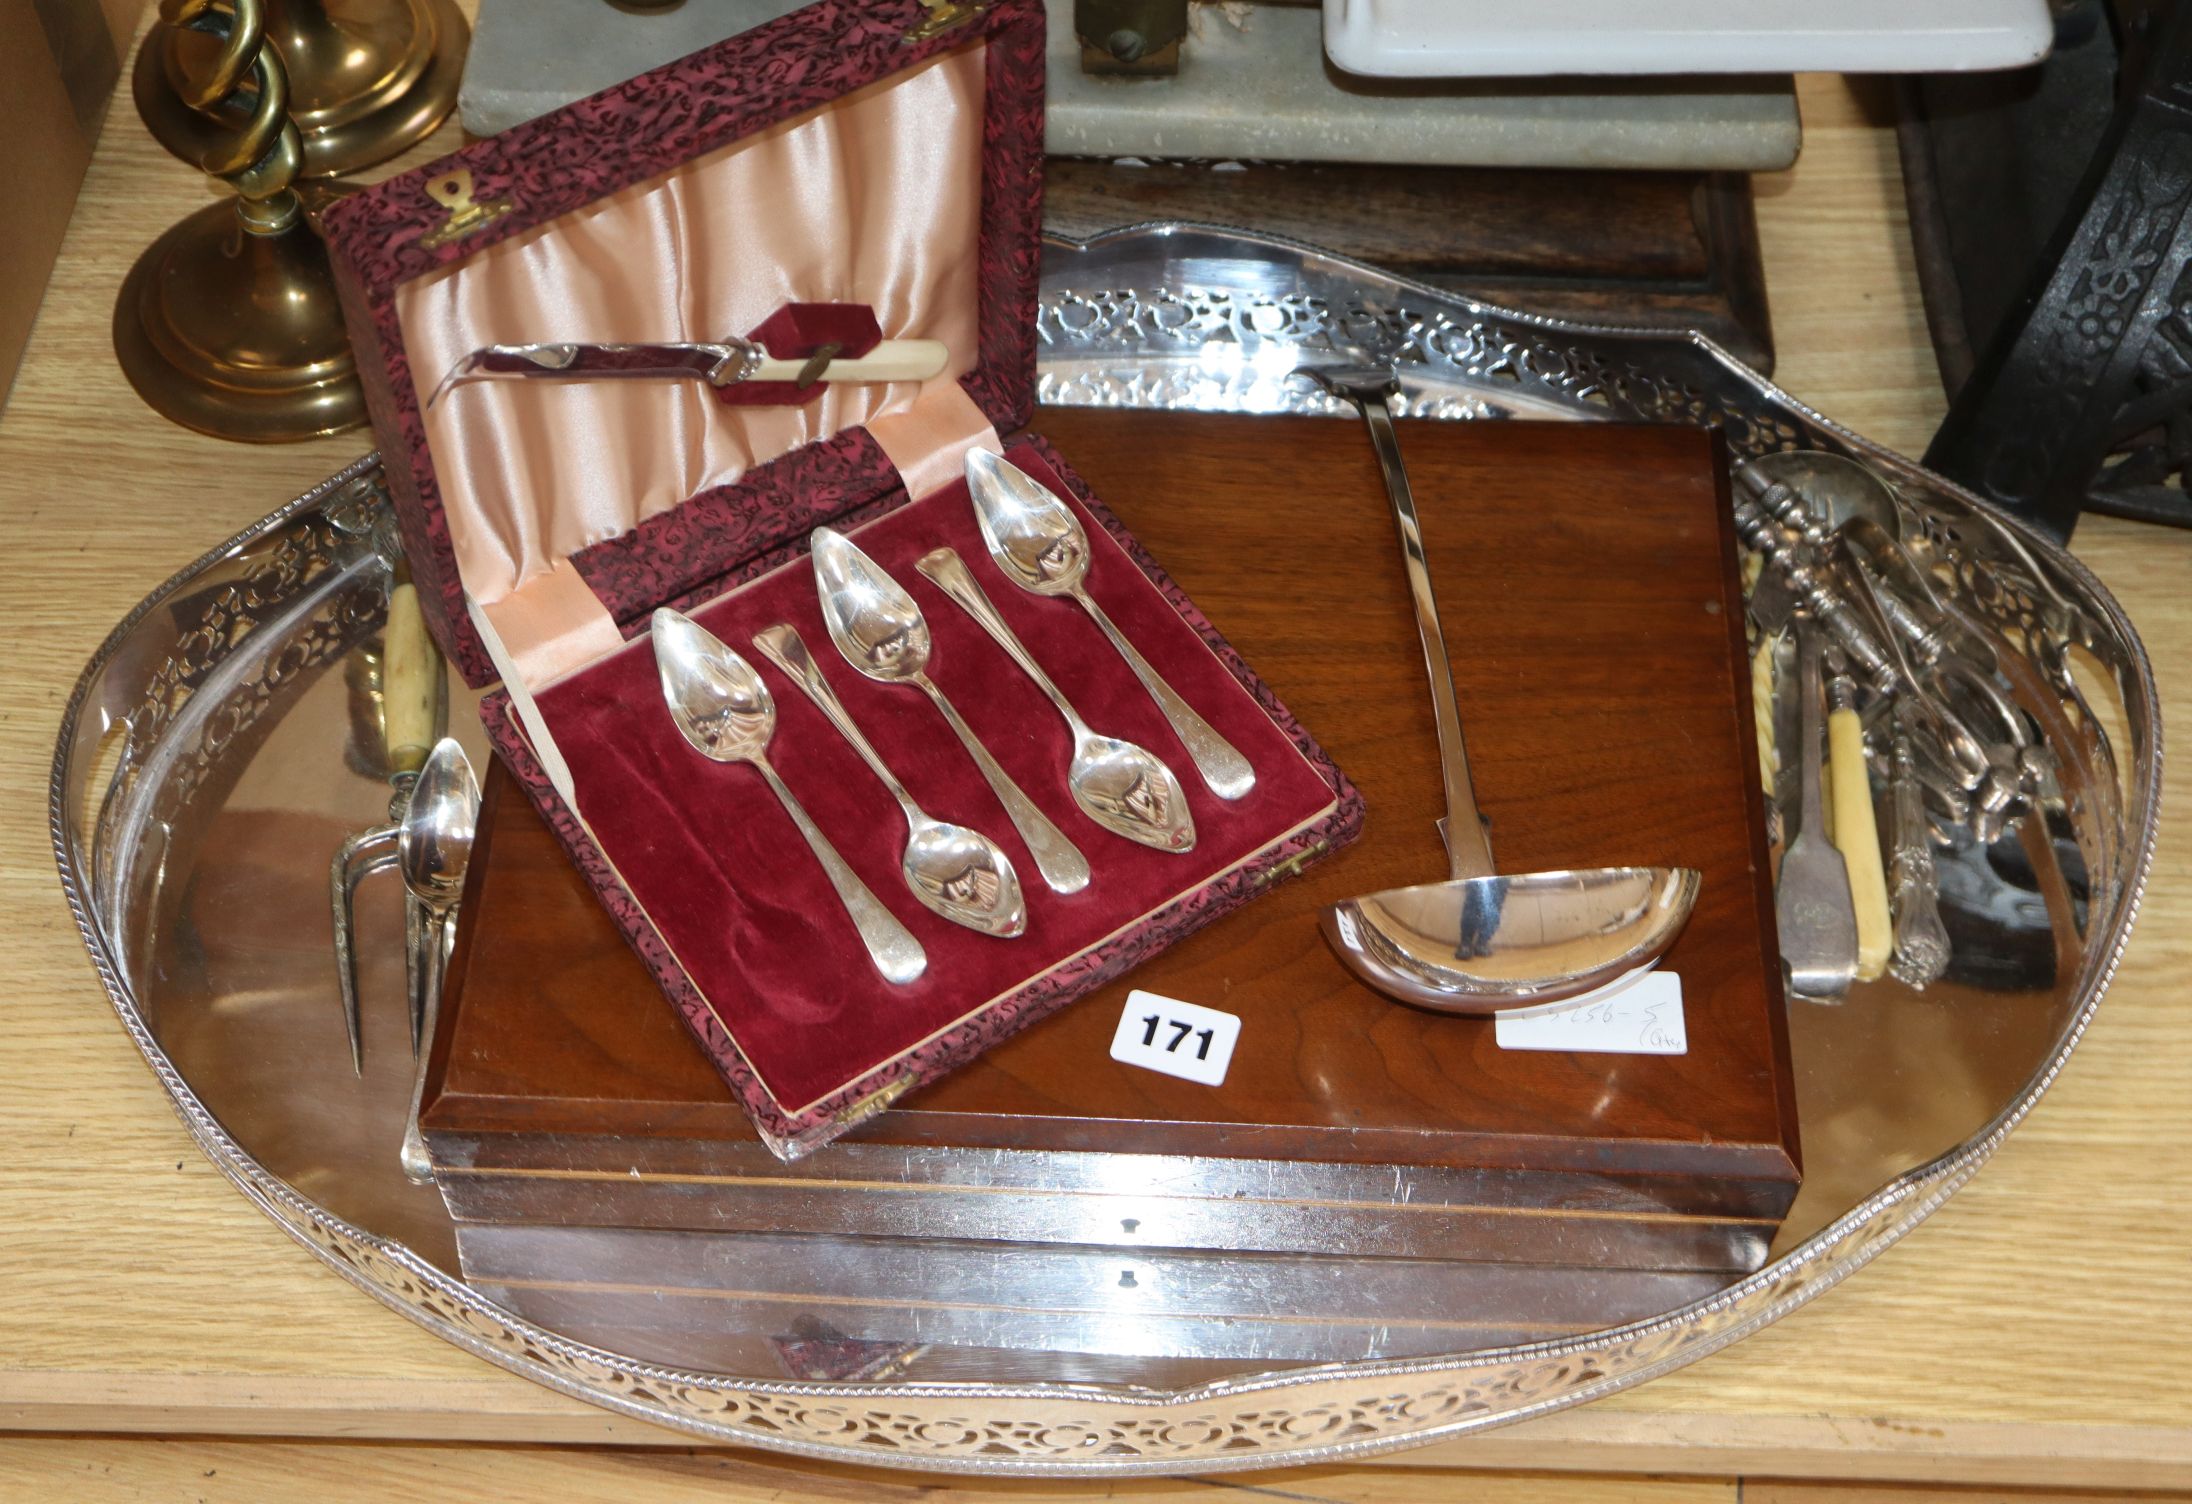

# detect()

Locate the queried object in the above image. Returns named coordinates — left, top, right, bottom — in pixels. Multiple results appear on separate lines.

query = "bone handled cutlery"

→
left=917, top=547, right=1197, bottom=854
left=753, top=623, right=1027, bottom=939
left=1776, top=613, right=1860, bottom=1003
left=397, top=738, right=480, bottom=1184
left=964, top=448, right=1256, bottom=801
left=330, top=574, right=446, bottom=1075
left=652, top=608, right=927, bottom=985
left=1825, top=657, right=1892, bottom=982
left=1296, top=364, right=1700, bottom=1012
left=809, top=527, right=1091, bottom=895
left=425, top=336, right=950, bottom=409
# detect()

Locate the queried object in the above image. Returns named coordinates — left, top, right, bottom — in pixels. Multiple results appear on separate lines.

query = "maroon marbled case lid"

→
left=319, top=0, right=1045, bottom=687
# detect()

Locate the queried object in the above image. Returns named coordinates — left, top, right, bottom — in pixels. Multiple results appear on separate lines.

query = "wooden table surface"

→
left=1, top=54, right=2187, bottom=1499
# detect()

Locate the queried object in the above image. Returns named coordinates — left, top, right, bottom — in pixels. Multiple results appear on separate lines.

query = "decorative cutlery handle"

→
left=1732, top=498, right=1896, bottom=688
left=753, top=757, right=927, bottom=986
left=1794, top=615, right=1830, bottom=842
left=918, top=548, right=1080, bottom=727
left=921, top=681, right=1091, bottom=895
left=1887, top=717, right=1952, bottom=989
left=752, top=624, right=918, bottom=819
left=1074, top=590, right=1255, bottom=801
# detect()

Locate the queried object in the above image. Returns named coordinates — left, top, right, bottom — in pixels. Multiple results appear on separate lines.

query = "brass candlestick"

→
left=114, top=0, right=367, bottom=442
left=134, top=0, right=468, bottom=180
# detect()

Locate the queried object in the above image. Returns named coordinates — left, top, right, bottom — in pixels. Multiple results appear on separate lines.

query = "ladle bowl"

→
left=1322, top=866, right=1703, bottom=1013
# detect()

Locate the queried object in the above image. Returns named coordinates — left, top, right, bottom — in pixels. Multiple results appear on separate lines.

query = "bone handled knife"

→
left=425, top=337, right=950, bottom=408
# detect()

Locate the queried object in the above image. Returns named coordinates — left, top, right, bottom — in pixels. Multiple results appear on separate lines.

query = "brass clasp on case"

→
left=1252, top=840, right=1329, bottom=887
left=421, top=168, right=515, bottom=249
left=905, top=0, right=990, bottom=43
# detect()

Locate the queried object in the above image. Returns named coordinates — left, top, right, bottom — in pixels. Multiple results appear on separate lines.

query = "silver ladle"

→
left=753, top=623, right=1027, bottom=938
left=964, top=447, right=1256, bottom=801
left=396, top=737, right=479, bottom=1184
left=652, top=608, right=927, bottom=985
left=918, top=547, right=1198, bottom=854
left=1303, top=366, right=1701, bottom=1013
left=810, top=527, right=1091, bottom=895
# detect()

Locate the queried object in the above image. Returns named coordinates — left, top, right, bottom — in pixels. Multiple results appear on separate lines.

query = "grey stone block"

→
left=459, top=0, right=1799, bottom=171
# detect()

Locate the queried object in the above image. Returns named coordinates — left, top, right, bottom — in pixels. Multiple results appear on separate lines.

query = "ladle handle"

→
left=1343, top=387, right=1496, bottom=881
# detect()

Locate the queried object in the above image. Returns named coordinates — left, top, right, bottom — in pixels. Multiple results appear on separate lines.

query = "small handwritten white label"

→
left=1494, top=970, right=1688, bottom=1055
left=1110, top=990, right=1240, bottom=1086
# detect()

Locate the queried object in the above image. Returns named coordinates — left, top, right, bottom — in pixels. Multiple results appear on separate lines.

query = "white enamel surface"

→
left=1324, top=0, right=2054, bottom=78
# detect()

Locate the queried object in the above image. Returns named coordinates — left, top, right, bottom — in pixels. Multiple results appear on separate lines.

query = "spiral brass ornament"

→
left=166, top=0, right=306, bottom=229
left=135, top=0, right=468, bottom=180
left=114, top=0, right=368, bottom=442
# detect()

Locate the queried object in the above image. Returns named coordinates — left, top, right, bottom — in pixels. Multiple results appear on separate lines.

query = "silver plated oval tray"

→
left=51, top=224, right=2160, bottom=1475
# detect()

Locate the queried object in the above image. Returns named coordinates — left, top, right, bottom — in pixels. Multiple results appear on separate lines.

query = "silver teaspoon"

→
left=652, top=608, right=927, bottom=985
left=966, top=448, right=1256, bottom=802
left=918, top=547, right=1197, bottom=854
left=810, top=527, right=1091, bottom=895
left=753, top=624, right=1027, bottom=938
left=397, top=738, right=479, bottom=1185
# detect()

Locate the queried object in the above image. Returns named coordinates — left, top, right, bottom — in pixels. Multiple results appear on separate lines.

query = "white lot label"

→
left=1110, top=990, right=1241, bottom=1086
left=1494, top=969, right=1688, bottom=1055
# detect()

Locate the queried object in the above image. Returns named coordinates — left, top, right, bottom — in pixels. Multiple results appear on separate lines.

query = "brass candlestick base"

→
left=136, top=0, right=468, bottom=179
left=114, top=198, right=367, bottom=443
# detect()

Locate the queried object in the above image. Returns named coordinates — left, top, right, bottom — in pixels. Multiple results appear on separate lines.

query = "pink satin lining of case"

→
left=480, top=557, right=630, bottom=689
left=870, top=382, right=1001, bottom=498
left=392, top=42, right=989, bottom=665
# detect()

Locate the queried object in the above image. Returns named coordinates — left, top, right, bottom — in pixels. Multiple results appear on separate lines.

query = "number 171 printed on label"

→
left=1109, top=990, right=1241, bottom=1086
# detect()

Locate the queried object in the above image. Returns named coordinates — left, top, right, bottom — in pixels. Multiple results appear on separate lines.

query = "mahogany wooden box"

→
left=424, top=411, right=1799, bottom=1273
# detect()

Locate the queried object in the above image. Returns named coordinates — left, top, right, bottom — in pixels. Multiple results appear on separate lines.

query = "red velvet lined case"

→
left=320, top=0, right=1360, bottom=1156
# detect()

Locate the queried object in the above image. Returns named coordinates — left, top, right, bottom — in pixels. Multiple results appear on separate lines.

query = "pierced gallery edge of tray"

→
left=50, top=224, right=2161, bottom=1476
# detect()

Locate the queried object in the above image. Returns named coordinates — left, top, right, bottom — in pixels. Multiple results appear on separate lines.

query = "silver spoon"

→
left=810, top=527, right=1091, bottom=895
left=918, top=547, right=1197, bottom=854
left=396, top=737, right=480, bottom=1184
left=652, top=608, right=927, bottom=985
left=964, top=448, right=1256, bottom=801
left=753, top=624, right=1027, bottom=938
left=1302, top=366, right=1700, bottom=1012
left=1776, top=613, right=1859, bottom=1002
